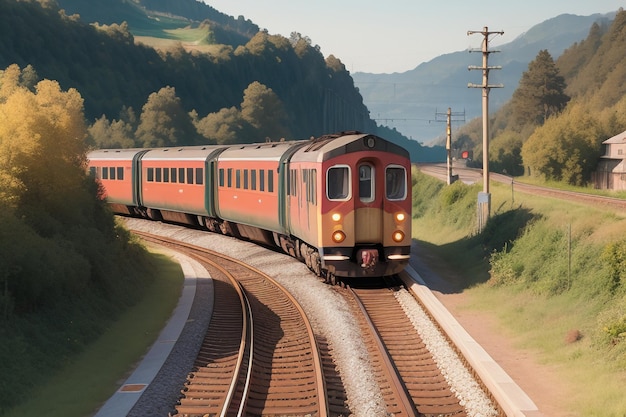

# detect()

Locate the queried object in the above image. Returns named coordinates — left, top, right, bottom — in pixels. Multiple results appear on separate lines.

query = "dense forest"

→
left=1, top=0, right=368, bottom=139
left=0, top=0, right=442, bottom=159
left=455, top=8, right=626, bottom=186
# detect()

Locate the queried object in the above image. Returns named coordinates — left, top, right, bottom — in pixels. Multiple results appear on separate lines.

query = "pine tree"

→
left=510, top=49, right=570, bottom=128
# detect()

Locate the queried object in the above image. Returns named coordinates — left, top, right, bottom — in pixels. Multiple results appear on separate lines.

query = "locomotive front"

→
left=295, top=133, right=412, bottom=278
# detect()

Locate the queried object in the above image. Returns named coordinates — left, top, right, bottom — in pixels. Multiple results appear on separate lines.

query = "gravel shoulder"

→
left=409, top=240, right=576, bottom=417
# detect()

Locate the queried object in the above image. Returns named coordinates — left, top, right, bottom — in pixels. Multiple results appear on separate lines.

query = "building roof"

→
left=603, top=130, right=626, bottom=144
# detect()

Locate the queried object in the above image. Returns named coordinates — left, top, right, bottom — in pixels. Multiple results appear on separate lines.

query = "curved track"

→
left=119, top=221, right=526, bottom=416
left=136, top=232, right=328, bottom=417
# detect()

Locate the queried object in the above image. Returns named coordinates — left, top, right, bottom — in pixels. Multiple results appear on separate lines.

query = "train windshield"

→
left=327, top=165, right=351, bottom=200
left=386, top=165, right=407, bottom=200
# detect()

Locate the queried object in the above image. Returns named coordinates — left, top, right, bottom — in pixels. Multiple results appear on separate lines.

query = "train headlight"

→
left=392, top=230, right=405, bottom=242
left=395, top=212, right=406, bottom=222
left=332, top=230, right=346, bottom=243
left=331, top=213, right=342, bottom=222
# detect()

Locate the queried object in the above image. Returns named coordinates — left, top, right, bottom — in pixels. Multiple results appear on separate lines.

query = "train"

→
left=87, top=131, right=412, bottom=282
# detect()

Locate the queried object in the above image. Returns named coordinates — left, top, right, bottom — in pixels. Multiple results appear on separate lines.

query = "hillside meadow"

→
left=411, top=168, right=626, bottom=416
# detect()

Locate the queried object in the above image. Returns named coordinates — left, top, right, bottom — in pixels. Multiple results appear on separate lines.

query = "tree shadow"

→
left=410, top=207, right=536, bottom=294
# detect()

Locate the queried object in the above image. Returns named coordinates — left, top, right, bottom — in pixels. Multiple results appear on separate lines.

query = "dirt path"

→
left=410, top=241, right=576, bottom=417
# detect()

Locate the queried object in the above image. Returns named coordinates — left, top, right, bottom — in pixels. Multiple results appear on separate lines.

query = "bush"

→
left=602, top=239, right=626, bottom=293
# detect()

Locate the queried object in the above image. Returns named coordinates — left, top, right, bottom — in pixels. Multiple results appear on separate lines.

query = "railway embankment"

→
left=411, top=169, right=626, bottom=416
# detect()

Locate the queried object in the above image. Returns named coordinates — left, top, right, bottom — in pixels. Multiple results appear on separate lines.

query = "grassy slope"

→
left=412, top=168, right=626, bottom=416
left=2, top=249, right=183, bottom=417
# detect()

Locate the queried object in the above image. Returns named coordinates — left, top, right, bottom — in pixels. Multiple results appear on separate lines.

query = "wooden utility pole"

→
left=435, top=108, right=465, bottom=184
left=468, top=26, right=503, bottom=232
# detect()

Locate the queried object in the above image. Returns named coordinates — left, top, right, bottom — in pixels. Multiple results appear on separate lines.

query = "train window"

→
left=109, top=167, right=116, bottom=180
left=89, top=166, right=97, bottom=177
left=102, top=167, right=109, bottom=180
left=171, top=168, right=177, bottom=183
left=260, top=170, right=265, bottom=191
left=302, top=169, right=304, bottom=202
left=386, top=165, right=407, bottom=200
left=163, top=168, right=169, bottom=183
left=303, top=169, right=316, bottom=205
left=227, top=168, right=233, bottom=187
left=236, top=170, right=241, bottom=189
left=243, top=169, right=249, bottom=189
left=155, top=168, right=162, bottom=182
left=268, top=170, right=274, bottom=193
left=178, top=168, right=185, bottom=183
left=117, top=167, right=124, bottom=181
left=327, top=166, right=350, bottom=200
left=309, top=169, right=317, bottom=205
left=187, top=168, right=194, bottom=184
left=358, top=164, right=374, bottom=202
left=196, top=168, right=203, bottom=185
left=219, top=168, right=224, bottom=187
left=251, top=170, right=257, bottom=190
left=146, top=167, right=154, bottom=182
left=290, top=169, right=297, bottom=196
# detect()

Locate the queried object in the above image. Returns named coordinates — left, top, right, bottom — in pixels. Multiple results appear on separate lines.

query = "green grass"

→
left=2, top=251, right=184, bottom=417
left=412, top=168, right=626, bottom=416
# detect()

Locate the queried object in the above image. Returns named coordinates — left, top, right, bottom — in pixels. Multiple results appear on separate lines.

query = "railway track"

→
left=419, top=163, right=626, bottom=211
left=136, top=232, right=331, bottom=417
left=113, top=220, right=535, bottom=417
left=341, top=281, right=478, bottom=417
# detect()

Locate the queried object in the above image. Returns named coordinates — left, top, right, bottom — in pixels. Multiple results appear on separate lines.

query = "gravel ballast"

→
left=121, top=218, right=496, bottom=416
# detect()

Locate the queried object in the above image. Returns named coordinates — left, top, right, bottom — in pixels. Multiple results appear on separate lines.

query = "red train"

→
left=87, top=132, right=412, bottom=282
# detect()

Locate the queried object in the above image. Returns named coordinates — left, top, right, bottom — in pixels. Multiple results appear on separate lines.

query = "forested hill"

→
left=1, top=0, right=365, bottom=138
left=58, top=0, right=258, bottom=45
left=452, top=9, right=626, bottom=186
left=0, top=0, right=443, bottom=161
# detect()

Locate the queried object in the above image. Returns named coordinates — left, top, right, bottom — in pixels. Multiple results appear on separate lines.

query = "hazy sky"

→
left=202, top=1, right=622, bottom=74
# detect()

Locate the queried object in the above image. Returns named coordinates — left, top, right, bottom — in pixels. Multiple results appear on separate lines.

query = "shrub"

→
left=602, top=239, right=626, bottom=293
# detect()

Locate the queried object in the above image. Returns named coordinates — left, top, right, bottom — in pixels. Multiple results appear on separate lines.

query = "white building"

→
left=593, top=130, right=626, bottom=190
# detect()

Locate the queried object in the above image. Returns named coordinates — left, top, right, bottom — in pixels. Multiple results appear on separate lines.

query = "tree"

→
left=195, top=106, right=249, bottom=144
left=241, top=81, right=290, bottom=141
left=0, top=65, right=88, bottom=225
left=0, top=64, right=98, bottom=310
left=510, top=50, right=570, bottom=128
left=521, top=102, right=604, bottom=185
left=88, top=114, right=136, bottom=149
left=135, top=86, right=203, bottom=147
left=489, top=130, right=524, bottom=176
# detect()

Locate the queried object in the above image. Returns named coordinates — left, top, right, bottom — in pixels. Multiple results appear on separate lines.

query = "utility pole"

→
left=468, top=26, right=503, bottom=232
left=434, top=108, right=465, bottom=184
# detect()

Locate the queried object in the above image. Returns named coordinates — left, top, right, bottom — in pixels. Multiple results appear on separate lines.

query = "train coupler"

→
left=358, top=248, right=379, bottom=272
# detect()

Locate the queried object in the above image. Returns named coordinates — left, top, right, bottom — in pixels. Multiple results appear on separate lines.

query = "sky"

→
left=202, top=0, right=623, bottom=74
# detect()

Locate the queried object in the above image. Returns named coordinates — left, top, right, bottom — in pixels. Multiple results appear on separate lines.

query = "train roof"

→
left=292, top=132, right=409, bottom=163
left=86, top=133, right=409, bottom=165
left=141, top=145, right=225, bottom=161
left=87, top=148, right=148, bottom=161
left=218, top=140, right=305, bottom=161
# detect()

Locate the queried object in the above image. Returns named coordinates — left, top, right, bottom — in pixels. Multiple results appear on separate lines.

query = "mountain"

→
left=352, top=12, right=616, bottom=145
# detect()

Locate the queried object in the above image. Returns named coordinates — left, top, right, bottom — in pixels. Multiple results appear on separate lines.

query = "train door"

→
left=354, top=162, right=383, bottom=243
